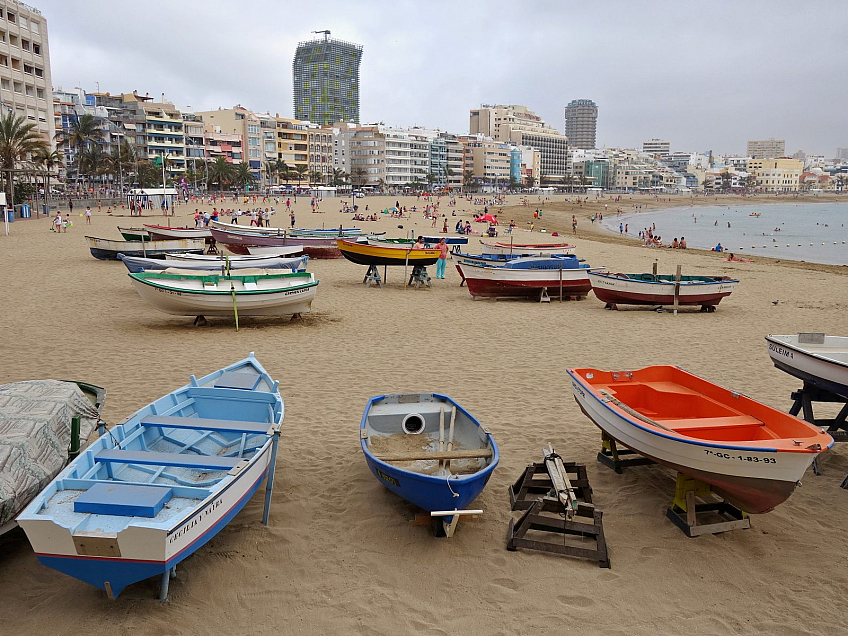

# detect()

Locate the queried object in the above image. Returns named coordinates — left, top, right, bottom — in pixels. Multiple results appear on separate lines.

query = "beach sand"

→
left=1, top=193, right=846, bottom=635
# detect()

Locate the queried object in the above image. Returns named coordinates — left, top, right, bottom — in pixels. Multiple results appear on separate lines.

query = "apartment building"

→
left=308, top=127, right=333, bottom=184
left=746, top=158, right=802, bottom=192
left=382, top=127, right=429, bottom=186
left=564, top=99, right=597, bottom=149
left=747, top=138, right=785, bottom=159
left=274, top=116, right=309, bottom=179
left=196, top=106, right=263, bottom=182
left=293, top=32, right=362, bottom=126
left=348, top=125, right=385, bottom=185
left=203, top=128, right=242, bottom=164
left=0, top=1, right=52, bottom=148
left=461, top=135, right=512, bottom=186
left=642, top=139, right=671, bottom=155
left=469, top=104, right=569, bottom=181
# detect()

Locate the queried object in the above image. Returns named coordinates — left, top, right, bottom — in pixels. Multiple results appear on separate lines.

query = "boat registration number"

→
left=704, top=449, right=776, bottom=463
left=376, top=468, right=399, bottom=487
left=768, top=343, right=794, bottom=359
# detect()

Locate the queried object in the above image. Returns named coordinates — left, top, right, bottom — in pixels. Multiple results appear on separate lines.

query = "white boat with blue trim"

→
left=766, top=333, right=848, bottom=399
left=16, top=354, right=283, bottom=600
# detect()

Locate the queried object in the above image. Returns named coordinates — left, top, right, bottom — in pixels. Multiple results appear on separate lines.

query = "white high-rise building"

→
left=0, top=1, right=53, bottom=148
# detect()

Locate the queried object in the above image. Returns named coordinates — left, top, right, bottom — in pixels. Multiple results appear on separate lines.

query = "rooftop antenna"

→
left=312, top=29, right=331, bottom=40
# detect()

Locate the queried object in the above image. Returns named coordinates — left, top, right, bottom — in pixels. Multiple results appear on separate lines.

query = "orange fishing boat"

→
left=567, top=365, right=832, bottom=513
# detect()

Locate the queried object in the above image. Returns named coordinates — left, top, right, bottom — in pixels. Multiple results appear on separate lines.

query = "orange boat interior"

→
left=572, top=366, right=828, bottom=449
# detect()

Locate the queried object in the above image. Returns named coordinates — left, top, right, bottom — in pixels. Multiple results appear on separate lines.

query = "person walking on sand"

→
left=572, top=215, right=578, bottom=235
left=53, top=211, right=62, bottom=232
left=68, top=199, right=73, bottom=216
left=435, top=238, right=448, bottom=279
left=84, top=207, right=92, bottom=224
left=290, top=210, right=295, bottom=228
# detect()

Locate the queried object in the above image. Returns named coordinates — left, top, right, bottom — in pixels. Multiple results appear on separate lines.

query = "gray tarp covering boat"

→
left=0, top=381, right=101, bottom=528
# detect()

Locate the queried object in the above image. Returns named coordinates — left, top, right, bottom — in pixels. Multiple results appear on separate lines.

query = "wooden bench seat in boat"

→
left=73, top=482, right=174, bottom=517
left=95, top=449, right=242, bottom=471
left=659, top=415, right=764, bottom=432
left=140, top=415, right=269, bottom=435
left=213, top=371, right=261, bottom=390
left=373, top=448, right=494, bottom=462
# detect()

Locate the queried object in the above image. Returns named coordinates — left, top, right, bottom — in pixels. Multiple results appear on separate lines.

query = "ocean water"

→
left=601, top=202, right=848, bottom=266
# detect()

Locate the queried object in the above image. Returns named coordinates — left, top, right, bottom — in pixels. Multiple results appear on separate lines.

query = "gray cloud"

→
left=42, top=0, right=847, bottom=156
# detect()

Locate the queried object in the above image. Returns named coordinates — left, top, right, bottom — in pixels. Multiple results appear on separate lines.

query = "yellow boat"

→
left=337, top=239, right=440, bottom=266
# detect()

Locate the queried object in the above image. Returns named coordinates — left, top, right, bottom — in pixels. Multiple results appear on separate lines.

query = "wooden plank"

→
left=95, top=448, right=241, bottom=470
left=673, top=264, right=682, bottom=315
left=374, top=448, right=493, bottom=462
left=141, top=414, right=270, bottom=435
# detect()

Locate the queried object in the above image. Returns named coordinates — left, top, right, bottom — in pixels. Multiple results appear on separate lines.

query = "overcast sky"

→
left=42, top=0, right=847, bottom=157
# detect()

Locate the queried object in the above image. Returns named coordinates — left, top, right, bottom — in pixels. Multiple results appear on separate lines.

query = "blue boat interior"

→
left=26, top=361, right=281, bottom=535
left=362, top=394, right=495, bottom=477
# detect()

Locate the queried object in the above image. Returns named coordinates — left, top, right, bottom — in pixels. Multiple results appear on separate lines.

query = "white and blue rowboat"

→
left=86, top=236, right=205, bottom=260
left=454, top=252, right=584, bottom=269
left=17, top=354, right=284, bottom=601
left=766, top=334, right=848, bottom=400
left=118, top=253, right=308, bottom=274
left=360, top=393, right=498, bottom=537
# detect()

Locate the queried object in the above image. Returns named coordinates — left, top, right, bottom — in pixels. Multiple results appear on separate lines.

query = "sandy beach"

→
left=1, top=193, right=847, bottom=635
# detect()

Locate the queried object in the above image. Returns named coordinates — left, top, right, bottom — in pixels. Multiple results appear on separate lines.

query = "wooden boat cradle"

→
left=507, top=446, right=609, bottom=567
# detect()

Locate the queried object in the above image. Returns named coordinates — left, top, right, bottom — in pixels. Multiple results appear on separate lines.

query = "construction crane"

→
left=312, top=30, right=331, bottom=40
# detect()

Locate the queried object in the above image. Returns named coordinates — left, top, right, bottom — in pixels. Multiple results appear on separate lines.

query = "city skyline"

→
left=40, top=0, right=847, bottom=157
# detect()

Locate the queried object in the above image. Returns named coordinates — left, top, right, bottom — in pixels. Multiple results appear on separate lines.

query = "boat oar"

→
left=439, top=406, right=445, bottom=471
left=446, top=406, right=456, bottom=473
left=230, top=279, right=239, bottom=331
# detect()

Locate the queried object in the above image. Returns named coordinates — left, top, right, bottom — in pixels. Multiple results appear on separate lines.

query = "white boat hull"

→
left=568, top=375, right=818, bottom=513
left=130, top=276, right=317, bottom=316
left=766, top=334, right=848, bottom=399
left=479, top=241, right=575, bottom=256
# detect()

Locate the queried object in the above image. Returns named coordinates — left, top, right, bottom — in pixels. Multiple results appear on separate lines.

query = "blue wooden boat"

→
left=360, top=393, right=498, bottom=537
left=17, top=353, right=283, bottom=600
left=455, top=252, right=584, bottom=269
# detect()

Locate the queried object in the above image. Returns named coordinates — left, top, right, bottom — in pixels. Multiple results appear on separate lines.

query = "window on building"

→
left=21, top=39, right=28, bottom=51
left=32, top=43, right=39, bottom=55
left=7, top=12, right=15, bottom=23
left=0, top=79, right=9, bottom=91
left=23, top=64, right=32, bottom=74
left=34, top=67, right=42, bottom=77
left=38, top=110, right=46, bottom=122
left=30, top=21, right=38, bottom=34
left=25, top=84, right=32, bottom=96
left=10, top=58, right=19, bottom=70
left=235, top=112, right=244, bottom=120
left=9, top=34, right=17, bottom=46
left=19, top=17, right=27, bottom=29
left=13, top=81, right=22, bottom=94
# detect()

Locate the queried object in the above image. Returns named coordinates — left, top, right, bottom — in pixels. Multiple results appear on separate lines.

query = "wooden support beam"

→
left=374, top=448, right=493, bottom=462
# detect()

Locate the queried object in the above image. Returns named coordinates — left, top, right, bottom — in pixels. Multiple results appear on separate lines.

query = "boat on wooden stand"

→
left=567, top=365, right=832, bottom=514
left=210, top=228, right=341, bottom=259
left=337, top=238, right=440, bottom=266
left=455, top=258, right=595, bottom=300
left=142, top=224, right=213, bottom=241
left=766, top=333, right=848, bottom=400
left=17, top=354, right=284, bottom=600
left=86, top=236, right=205, bottom=260
left=360, top=393, right=498, bottom=537
left=588, top=270, right=738, bottom=311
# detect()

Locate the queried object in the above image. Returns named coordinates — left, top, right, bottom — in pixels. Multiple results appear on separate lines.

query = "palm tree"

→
left=309, top=170, right=324, bottom=186
left=34, top=149, right=64, bottom=200
left=56, top=114, right=103, bottom=185
left=77, top=145, right=109, bottom=190
left=0, top=112, right=49, bottom=206
left=109, top=140, right=136, bottom=194
left=331, top=168, right=348, bottom=186
left=462, top=169, right=474, bottom=193
left=524, top=175, right=536, bottom=189
left=426, top=172, right=436, bottom=189
left=275, top=160, right=291, bottom=185
left=207, top=157, right=235, bottom=190
left=135, top=160, right=160, bottom=188
left=293, top=164, right=309, bottom=189
left=233, top=162, right=255, bottom=190
left=351, top=167, right=366, bottom=188
left=264, top=161, right=277, bottom=186
left=443, top=166, right=454, bottom=189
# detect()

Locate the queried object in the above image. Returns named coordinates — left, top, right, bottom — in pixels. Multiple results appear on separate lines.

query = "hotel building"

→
left=293, top=32, right=363, bottom=126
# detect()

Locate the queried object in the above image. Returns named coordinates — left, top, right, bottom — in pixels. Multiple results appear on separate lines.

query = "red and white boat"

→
left=211, top=228, right=342, bottom=259
left=567, top=365, right=832, bottom=514
left=588, top=271, right=737, bottom=310
left=143, top=224, right=212, bottom=241
left=479, top=240, right=575, bottom=256
left=455, top=260, right=593, bottom=300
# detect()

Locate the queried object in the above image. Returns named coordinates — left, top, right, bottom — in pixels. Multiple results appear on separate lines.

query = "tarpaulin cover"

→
left=0, top=381, right=100, bottom=526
